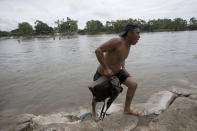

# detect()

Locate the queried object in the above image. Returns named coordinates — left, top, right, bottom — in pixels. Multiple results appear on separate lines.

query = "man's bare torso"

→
left=97, top=37, right=130, bottom=75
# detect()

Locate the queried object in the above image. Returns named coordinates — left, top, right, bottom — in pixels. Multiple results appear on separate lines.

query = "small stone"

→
left=16, top=114, right=35, bottom=124
left=170, top=86, right=196, bottom=96
left=15, top=122, right=30, bottom=131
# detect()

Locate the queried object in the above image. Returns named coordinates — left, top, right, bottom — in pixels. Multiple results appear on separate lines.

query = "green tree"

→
left=86, top=20, right=104, bottom=33
left=172, top=18, right=187, bottom=31
left=112, top=20, right=128, bottom=33
left=10, top=29, right=20, bottom=36
left=34, top=20, right=54, bottom=35
left=0, top=30, right=10, bottom=37
left=104, top=21, right=113, bottom=33
left=189, top=17, right=197, bottom=30
left=54, top=19, right=61, bottom=33
left=162, top=19, right=173, bottom=29
left=144, top=18, right=187, bottom=32
left=55, top=17, right=78, bottom=34
left=18, top=22, right=33, bottom=35
left=136, top=19, right=146, bottom=30
left=189, top=17, right=197, bottom=25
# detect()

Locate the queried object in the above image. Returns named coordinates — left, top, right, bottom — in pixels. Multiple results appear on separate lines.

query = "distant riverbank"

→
left=1, top=29, right=197, bottom=40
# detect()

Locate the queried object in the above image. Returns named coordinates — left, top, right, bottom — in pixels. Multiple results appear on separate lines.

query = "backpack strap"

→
left=99, top=101, right=106, bottom=120
left=99, top=91, right=119, bottom=120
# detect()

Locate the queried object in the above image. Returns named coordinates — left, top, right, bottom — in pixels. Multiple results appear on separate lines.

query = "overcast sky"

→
left=0, top=0, right=197, bottom=31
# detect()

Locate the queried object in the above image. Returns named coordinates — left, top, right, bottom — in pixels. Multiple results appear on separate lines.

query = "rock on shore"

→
left=149, top=97, right=197, bottom=131
left=131, top=91, right=176, bottom=116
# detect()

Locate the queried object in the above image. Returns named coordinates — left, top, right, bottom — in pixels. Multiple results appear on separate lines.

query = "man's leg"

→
left=123, top=77, right=139, bottom=115
left=91, top=97, right=97, bottom=120
left=91, top=71, right=102, bottom=120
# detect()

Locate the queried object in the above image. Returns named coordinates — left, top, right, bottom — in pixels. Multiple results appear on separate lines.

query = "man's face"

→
left=128, top=28, right=140, bottom=45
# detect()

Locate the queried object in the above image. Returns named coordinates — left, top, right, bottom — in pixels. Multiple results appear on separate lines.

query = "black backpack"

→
left=88, top=76, right=123, bottom=120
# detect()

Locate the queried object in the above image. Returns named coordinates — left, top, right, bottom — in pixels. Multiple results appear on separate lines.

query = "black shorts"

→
left=93, top=69, right=131, bottom=84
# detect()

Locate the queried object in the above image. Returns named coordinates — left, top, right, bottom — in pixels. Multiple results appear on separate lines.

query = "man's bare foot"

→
left=124, top=109, right=140, bottom=116
left=92, top=115, right=99, bottom=122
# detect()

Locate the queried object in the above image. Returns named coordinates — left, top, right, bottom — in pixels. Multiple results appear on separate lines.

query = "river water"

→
left=0, top=31, right=197, bottom=116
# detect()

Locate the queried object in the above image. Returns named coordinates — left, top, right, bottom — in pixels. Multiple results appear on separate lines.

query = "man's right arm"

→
left=95, top=38, right=120, bottom=76
left=95, top=48, right=108, bottom=69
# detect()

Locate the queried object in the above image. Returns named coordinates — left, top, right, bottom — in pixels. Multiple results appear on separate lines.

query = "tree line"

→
left=0, top=17, right=197, bottom=37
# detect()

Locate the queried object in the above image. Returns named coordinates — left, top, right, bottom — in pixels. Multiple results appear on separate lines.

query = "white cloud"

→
left=0, top=0, right=197, bottom=31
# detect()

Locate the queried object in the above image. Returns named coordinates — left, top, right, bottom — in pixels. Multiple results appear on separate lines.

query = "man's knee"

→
left=130, top=81, right=137, bottom=89
left=127, top=80, right=138, bottom=90
left=123, top=77, right=138, bottom=89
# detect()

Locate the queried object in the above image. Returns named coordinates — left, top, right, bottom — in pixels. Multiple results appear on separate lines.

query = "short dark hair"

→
left=120, top=23, right=139, bottom=37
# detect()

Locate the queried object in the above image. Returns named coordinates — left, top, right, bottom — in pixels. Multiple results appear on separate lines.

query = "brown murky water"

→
left=0, top=31, right=197, bottom=116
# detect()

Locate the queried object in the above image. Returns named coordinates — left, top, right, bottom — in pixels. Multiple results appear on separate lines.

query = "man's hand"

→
left=103, top=68, right=113, bottom=77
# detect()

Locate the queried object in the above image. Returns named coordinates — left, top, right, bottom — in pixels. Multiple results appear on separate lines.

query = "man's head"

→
left=120, top=23, right=139, bottom=37
left=120, top=23, right=140, bottom=45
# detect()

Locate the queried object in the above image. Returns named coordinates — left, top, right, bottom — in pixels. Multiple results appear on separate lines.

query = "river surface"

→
left=0, top=31, right=197, bottom=116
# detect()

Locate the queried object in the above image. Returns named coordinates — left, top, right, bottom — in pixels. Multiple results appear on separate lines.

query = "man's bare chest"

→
left=114, top=47, right=130, bottom=61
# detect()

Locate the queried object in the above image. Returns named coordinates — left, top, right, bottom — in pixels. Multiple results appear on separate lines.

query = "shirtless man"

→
left=92, top=23, right=140, bottom=120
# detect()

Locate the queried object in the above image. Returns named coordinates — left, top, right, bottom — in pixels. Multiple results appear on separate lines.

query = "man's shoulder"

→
left=100, top=37, right=123, bottom=50
left=110, top=37, right=122, bottom=42
left=108, top=37, right=123, bottom=45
